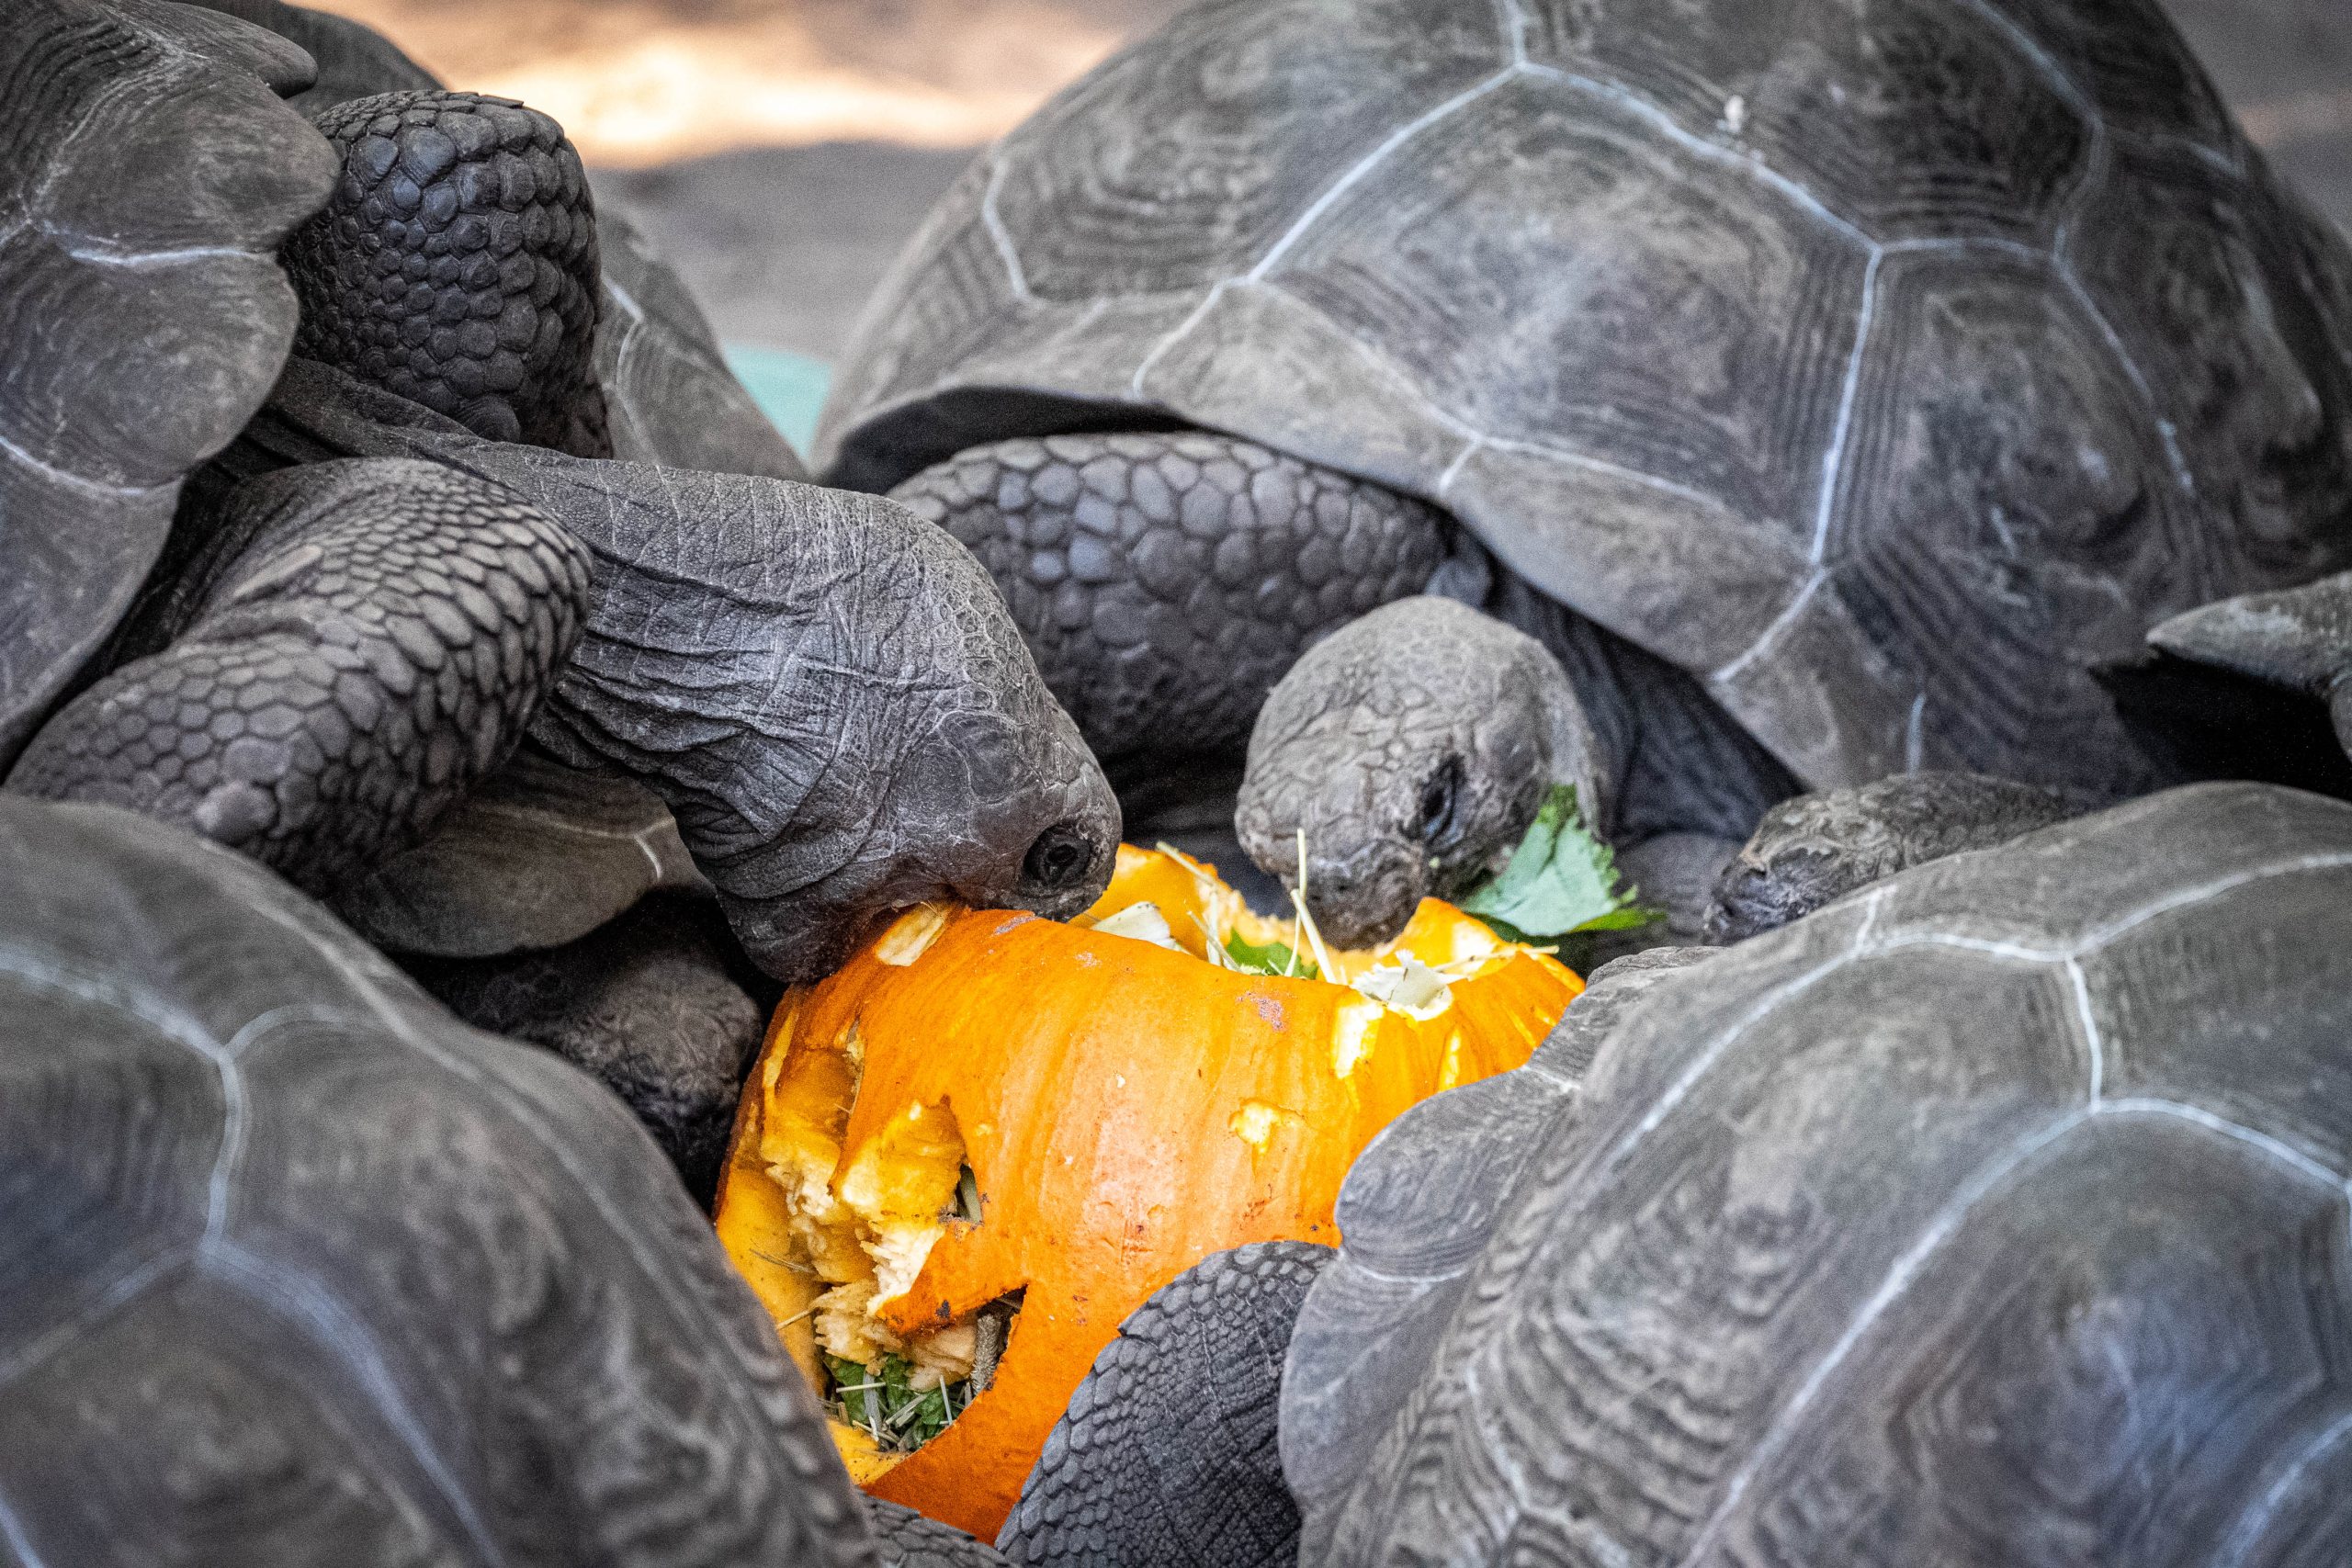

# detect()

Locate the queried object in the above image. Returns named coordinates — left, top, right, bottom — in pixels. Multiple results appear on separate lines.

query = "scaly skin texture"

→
left=890, top=433, right=1447, bottom=763
left=869, top=1500, right=1010, bottom=1568
left=288, top=91, right=610, bottom=457
left=1000, top=1242, right=1332, bottom=1568
left=8, top=458, right=590, bottom=898
left=1237, top=596, right=1610, bottom=950
left=1704, top=771, right=2077, bottom=943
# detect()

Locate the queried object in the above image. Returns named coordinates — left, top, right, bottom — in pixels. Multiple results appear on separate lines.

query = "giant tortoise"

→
left=818, top=0, right=2352, bottom=945
left=0, top=0, right=1117, bottom=987
left=1005, top=779, right=2352, bottom=1565
left=0, top=792, right=877, bottom=1565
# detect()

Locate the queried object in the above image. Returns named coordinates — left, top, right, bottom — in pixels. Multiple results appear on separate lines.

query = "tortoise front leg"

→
left=6, top=457, right=589, bottom=896
left=889, top=432, right=1451, bottom=765
left=1001, top=1241, right=1331, bottom=1568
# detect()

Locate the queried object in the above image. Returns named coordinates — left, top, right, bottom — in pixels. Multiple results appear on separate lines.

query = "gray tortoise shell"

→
left=1283, top=780, right=2352, bottom=1565
left=0, top=0, right=336, bottom=768
left=819, top=0, right=2352, bottom=801
left=0, top=795, right=875, bottom=1566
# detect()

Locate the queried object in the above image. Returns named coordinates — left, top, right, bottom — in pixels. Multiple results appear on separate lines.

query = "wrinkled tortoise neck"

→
left=887, top=428, right=1465, bottom=767
left=283, top=90, right=611, bottom=459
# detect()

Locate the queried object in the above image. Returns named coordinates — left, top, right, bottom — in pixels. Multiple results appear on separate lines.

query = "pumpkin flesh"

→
left=714, top=846, right=1580, bottom=1538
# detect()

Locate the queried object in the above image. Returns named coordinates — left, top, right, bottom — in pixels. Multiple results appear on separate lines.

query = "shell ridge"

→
left=0, top=1469, right=47, bottom=1567
left=2216, top=1403, right=2352, bottom=1563
left=1676, top=1105, right=2096, bottom=1566
left=0, top=1246, right=188, bottom=1394
left=1808, top=250, right=1883, bottom=565
left=200, top=1235, right=509, bottom=1567
left=979, top=156, right=1032, bottom=302
left=195, top=872, right=817, bottom=1460
left=2091, top=1096, right=2352, bottom=1191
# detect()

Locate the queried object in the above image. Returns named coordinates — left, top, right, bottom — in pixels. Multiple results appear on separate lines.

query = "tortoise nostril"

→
left=1416, top=755, right=1464, bottom=844
left=1023, top=825, right=1094, bottom=892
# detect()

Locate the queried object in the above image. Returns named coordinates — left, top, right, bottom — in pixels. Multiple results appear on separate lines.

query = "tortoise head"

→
left=1237, top=596, right=1608, bottom=949
left=511, top=479, right=1123, bottom=987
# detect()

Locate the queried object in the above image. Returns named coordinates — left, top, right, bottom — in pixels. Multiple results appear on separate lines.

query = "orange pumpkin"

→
left=713, top=844, right=1580, bottom=1540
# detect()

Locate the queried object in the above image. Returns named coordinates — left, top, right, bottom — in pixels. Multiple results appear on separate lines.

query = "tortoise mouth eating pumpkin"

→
left=714, top=842, right=1579, bottom=1539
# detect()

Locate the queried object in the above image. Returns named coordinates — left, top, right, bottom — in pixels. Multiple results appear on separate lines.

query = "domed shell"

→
left=0, top=0, right=337, bottom=767
left=1282, top=781, right=2352, bottom=1564
left=818, top=0, right=2352, bottom=801
left=0, top=795, right=874, bottom=1563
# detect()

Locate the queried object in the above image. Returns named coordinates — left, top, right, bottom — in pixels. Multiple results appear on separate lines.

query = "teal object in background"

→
left=722, top=344, right=833, bottom=462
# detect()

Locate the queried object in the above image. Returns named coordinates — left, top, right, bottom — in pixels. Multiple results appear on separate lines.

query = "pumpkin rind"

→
left=714, top=847, right=1579, bottom=1538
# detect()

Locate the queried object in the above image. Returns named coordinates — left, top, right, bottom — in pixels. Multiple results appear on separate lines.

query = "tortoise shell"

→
left=0, top=795, right=873, bottom=1564
left=818, top=0, right=2352, bottom=800
left=1283, top=781, right=2352, bottom=1562
left=0, top=0, right=335, bottom=767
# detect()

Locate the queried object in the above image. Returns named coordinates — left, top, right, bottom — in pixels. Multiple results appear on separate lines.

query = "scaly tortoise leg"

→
left=999, top=1241, right=1332, bottom=1568
left=8, top=458, right=590, bottom=896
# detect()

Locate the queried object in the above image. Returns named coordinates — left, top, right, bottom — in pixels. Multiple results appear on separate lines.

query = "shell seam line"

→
left=1125, top=62, right=1522, bottom=398
left=203, top=1238, right=508, bottom=1568
left=60, top=241, right=251, bottom=268
left=0, top=1472, right=49, bottom=1568
left=1809, top=248, right=1883, bottom=564
left=603, top=276, right=645, bottom=324
left=1519, top=62, right=1876, bottom=252
left=2065, top=955, right=2103, bottom=1105
left=2217, top=1404, right=2352, bottom=1564
left=2098, top=1096, right=2351, bottom=1190
left=1710, top=569, right=1824, bottom=683
left=268, top=895, right=805, bottom=1464
left=0, top=1247, right=187, bottom=1394
left=981, top=156, right=1033, bottom=302
left=1495, top=0, right=1531, bottom=66
left=0, top=418, right=160, bottom=500
left=1677, top=1108, right=2092, bottom=1564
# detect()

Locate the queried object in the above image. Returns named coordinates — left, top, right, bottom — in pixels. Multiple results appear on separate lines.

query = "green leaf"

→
left=1223, top=930, right=1318, bottom=979
left=1459, top=785, right=1661, bottom=941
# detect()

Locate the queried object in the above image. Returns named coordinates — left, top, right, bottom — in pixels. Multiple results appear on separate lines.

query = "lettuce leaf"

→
left=1223, top=930, right=1318, bottom=979
left=1460, top=785, right=1658, bottom=942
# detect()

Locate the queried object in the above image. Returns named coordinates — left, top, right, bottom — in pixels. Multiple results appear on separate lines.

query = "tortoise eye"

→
left=1416, top=756, right=1464, bottom=845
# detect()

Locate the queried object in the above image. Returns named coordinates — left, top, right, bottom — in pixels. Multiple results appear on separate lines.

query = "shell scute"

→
left=1521, top=0, right=2092, bottom=244
left=1831, top=244, right=2196, bottom=793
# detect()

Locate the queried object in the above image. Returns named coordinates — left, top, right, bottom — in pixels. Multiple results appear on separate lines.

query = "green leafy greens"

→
left=826, top=1352, right=965, bottom=1450
left=1460, top=785, right=1658, bottom=942
left=1222, top=931, right=1319, bottom=979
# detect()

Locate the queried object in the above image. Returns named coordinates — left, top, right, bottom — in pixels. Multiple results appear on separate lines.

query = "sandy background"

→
left=308, top=0, right=2352, bottom=428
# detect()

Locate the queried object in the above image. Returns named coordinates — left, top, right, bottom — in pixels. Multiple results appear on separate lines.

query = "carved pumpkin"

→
left=713, top=845, right=1580, bottom=1539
